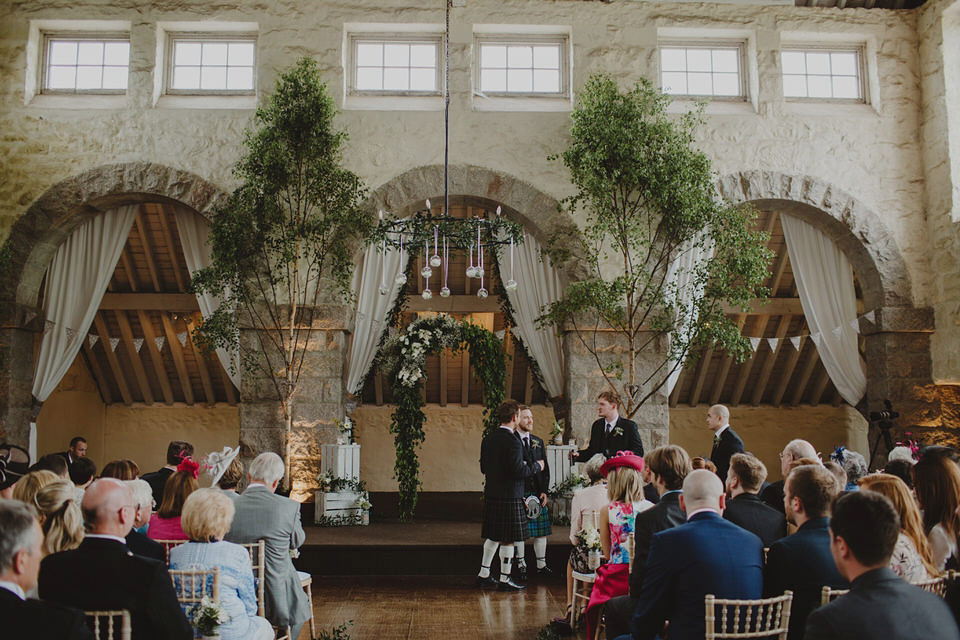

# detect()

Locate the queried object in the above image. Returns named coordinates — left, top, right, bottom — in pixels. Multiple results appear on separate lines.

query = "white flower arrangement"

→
left=576, top=526, right=602, bottom=551
left=357, top=495, right=372, bottom=511
left=382, top=314, right=463, bottom=388
left=316, top=471, right=336, bottom=492
left=190, top=596, right=229, bottom=636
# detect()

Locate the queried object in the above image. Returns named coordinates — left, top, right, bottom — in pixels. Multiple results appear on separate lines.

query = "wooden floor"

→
left=301, top=574, right=582, bottom=640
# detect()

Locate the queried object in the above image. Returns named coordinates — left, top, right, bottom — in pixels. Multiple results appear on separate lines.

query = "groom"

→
left=572, top=391, right=644, bottom=463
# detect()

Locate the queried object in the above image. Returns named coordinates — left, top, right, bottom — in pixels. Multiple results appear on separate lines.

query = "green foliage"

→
left=542, top=74, right=772, bottom=416
left=377, top=314, right=505, bottom=520
left=316, top=621, right=353, bottom=640
left=316, top=513, right=365, bottom=527
left=190, top=58, right=371, bottom=444
left=536, top=623, right=563, bottom=640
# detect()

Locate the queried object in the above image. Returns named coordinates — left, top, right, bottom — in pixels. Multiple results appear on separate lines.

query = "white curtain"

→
left=664, top=234, right=714, bottom=395
left=345, top=243, right=406, bottom=395
left=174, top=208, right=240, bottom=389
left=781, top=213, right=866, bottom=406
left=498, top=231, right=565, bottom=398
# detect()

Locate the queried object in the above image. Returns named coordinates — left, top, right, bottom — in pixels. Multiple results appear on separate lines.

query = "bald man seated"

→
left=39, top=478, right=191, bottom=640
left=616, top=470, right=764, bottom=640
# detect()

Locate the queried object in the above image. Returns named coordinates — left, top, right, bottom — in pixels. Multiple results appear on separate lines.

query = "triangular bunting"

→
left=849, top=318, right=860, bottom=333
left=154, top=336, right=165, bottom=351
left=832, top=325, right=844, bottom=337
left=177, top=332, right=187, bottom=347
left=811, top=333, right=822, bottom=347
left=767, top=338, right=779, bottom=352
left=44, top=320, right=55, bottom=333
left=65, top=327, right=76, bottom=341
left=133, top=338, right=144, bottom=353
left=790, top=336, right=802, bottom=351
left=749, top=337, right=761, bottom=352
left=23, top=310, right=37, bottom=325
left=88, top=334, right=99, bottom=349
left=864, top=310, right=876, bottom=325
left=109, top=337, right=120, bottom=352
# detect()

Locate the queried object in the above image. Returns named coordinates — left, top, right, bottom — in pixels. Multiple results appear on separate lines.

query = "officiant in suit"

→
left=572, top=391, right=644, bottom=463
left=707, top=404, right=743, bottom=482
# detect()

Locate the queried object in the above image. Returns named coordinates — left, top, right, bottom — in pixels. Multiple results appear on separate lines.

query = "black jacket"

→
left=125, top=529, right=166, bottom=562
left=0, top=587, right=94, bottom=640
left=758, top=479, right=785, bottom=514
left=722, top=492, right=787, bottom=547
left=577, top=416, right=644, bottom=462
left=520, top=433, right=550, bottom=497
left=628, top=490, right=687, bottom=597
left=39, top=537, right=192, bottom=640
left=710, top=427, right=744, bottom=482
left=480, top=427, right=540, bottom=500
left=140, top=467, right=174, bottom=507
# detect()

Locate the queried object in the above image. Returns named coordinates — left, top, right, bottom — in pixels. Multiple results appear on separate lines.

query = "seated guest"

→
left=723, top=453, right=787, bottom=546
left=830, top=447, right=867, bottom=491
left=35, top=480, right=84, bottom=556
left=913, top=451, right=960, bottom=570
left=883, top=458, right=914, bottom=489
left=0, top=499, right=93, bottom=640
left=823, top=460, right=847, bottom=493
left=58, top=436, right=87, bottom=465
left=30, top=453, right=70, bottom=479
left=858, top=473, right=939, bottom=582
left=804, top=490, right=960, bottom=640
left=206, top=446, right=244, bottom=500
left=100, top=459, right=140, bottom=481
left=124, top=479, right=165, bottom=561
left=226, top=452, right=310, bottom=640
left=759, top=438, right=818, bottom=513
left=38, top=478, right=192, bottom=640
left=12, top=469, right=60, bottom=505
left=147, top=459, right=198, bottom=542
left=585, top=452, right=653, bottom=639
left=691, top=456, right=717, bottom=474
left=617, top=469, right=763, bottom=640
left=142, top=441, right=193, bottom=508
left=68, top=456, right=97, bottom=492
left=170, top=489, right=274, bottom=640
left=764, top=464, right=847, bottom=640
left=604, top=445, right=691, bottom=640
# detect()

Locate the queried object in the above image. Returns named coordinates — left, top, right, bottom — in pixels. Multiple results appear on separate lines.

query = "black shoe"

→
left=476, top=575, right=498, bottom=589
left=536, top=565, right=555, bottom=578
left=514, top=564, right=528, bottom=583
left=497, top=578, right=526, bottom=591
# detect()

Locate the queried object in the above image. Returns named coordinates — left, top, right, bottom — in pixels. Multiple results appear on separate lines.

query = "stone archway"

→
left=717, top=170, right=935, bottom=461
left=0, top=162, right=230, bottom=446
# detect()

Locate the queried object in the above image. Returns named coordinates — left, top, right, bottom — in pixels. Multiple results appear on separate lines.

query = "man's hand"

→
left=569, top=450, right=578, bottom=462
left=538, top=460, right=546, bottom=470
left=539, top=493, right=547, bottom=506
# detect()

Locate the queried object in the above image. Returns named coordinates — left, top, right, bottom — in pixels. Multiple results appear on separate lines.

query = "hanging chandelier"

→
left=372, top=0, right=523, bottom=301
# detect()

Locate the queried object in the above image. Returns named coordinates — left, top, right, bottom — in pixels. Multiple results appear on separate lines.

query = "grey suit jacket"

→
left=224, top=485, right=309, bottom=628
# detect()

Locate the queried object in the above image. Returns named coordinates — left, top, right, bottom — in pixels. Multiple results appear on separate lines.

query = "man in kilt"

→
left=477, top=399, right=545, bottom=591
left=514, top=405, right=553, bottom=582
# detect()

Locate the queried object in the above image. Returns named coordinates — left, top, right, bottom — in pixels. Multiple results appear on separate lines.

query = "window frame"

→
left=164, top=32, right=258, bottom=96
left=658, top=40, right=748, bottom=101
left=347, top=32, right=444, bottom=97
left=780, top=45, right=867, bottom=104
left=40, top=31, right=131, bottom=95
left=473, top=34, right=570, bottom=99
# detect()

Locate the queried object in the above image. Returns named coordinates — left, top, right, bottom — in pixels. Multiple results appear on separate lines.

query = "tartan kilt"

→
left=525, top=496, right=553, bottom=538
left=482, top=497, right=528, bottom=542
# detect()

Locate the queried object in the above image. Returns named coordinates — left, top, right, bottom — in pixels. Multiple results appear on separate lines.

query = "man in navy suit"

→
left=805, top=490, right=960, bottom=640
left=617, top=469, right=764, bottom=640
left=572, top=391, right=644, bottom=463
left=723, top=453, right=786, bottom=546
left=707, top=404, right=743, bottom=482
left=764, top=463, right=847, bottom=640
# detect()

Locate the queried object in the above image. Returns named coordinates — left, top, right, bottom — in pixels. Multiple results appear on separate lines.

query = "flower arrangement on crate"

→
left=317, top=473, right=367, bottom=494
left=336, top=417, right=354, bottom=444
left=550, top=420, right=564, bottom=445
left=315, top=473, right=372, bottom=527
left=576, top=524, right=603, bottom=571
left=190, top=596, right=229, bottom=637
left=546, top=471, right=589, bottom=526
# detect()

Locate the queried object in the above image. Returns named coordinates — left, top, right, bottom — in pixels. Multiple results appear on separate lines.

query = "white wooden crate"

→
left=321, top=444, right=360, bottom=482
left=315, top=490, right=362, bottom=524
left=546, top=444, right=577, bottom=491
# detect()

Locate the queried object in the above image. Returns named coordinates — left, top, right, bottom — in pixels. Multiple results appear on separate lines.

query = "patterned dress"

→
left=890, top=532, right=934, bottom=582
left=608, top=499, right=653, bottom=564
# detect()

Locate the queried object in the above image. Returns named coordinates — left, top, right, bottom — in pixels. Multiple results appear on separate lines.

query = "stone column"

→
left=0, top=323, right=36, bottom=448
left=238, top=304, right=349, bottom=502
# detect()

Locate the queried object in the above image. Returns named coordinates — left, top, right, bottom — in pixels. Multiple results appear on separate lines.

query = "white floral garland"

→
left=381, top=314, right=463, bottom=387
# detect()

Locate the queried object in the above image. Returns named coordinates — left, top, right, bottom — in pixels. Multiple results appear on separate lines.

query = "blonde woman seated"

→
left=11, top=469, right=60, bottom=505
left=35, top=480, right=84, bottom=556
left=859, top=473, right=941, bottom=582
left=147, top=459, right=199, bottom=542
left=169, top=488, right=274, bottom=640
left=585, top=451, right=653, bottom=639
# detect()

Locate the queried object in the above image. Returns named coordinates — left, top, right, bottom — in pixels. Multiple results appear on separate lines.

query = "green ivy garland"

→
left=377, top=313, right=506, bottom=520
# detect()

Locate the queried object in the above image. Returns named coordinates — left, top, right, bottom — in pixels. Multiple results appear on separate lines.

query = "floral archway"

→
left=376, top=314, right=506, bottom=520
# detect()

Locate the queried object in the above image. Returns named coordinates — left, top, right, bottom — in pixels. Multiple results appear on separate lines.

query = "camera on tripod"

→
left=868, top=399, right=900, bottom=462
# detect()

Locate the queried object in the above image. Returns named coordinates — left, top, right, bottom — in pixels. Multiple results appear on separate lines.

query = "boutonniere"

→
left=613, top=426, right=623, bottom=438
left=532, top=440, right=542, bottom=451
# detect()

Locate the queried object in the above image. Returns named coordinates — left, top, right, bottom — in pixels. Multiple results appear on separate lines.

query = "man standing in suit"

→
left=514, top=405, right=552, bottom=581
left=572, top=391, right=644, bottom=463
left=764, top=464, right=847, bottom=640
left=477, top=399, right=544, bottom=592
left=604, top=444, right=692, bottom=639
left=759, top=438, right=819, bottom=513
left=0, top=499, right=94, bottom=640
left=225, top=452, right=310, bottom=639
left=141, top=440, right=193, bottom=507
left=707, top=404, right=743, bottom=482
left=57, top=436, right=87, bottom=465
left=619, top=469, right=763, bottom=640
left=805, top=490, right=960, bottom=640
left=38, top=478, right=191, bottom=640
left=723, top=453, right=787, bottom=546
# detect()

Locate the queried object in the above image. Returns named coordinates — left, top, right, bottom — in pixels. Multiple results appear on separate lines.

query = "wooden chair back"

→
left=626, top=532, right=635, bottom=573
left=582, top=509, right=598, bottom=530
left=169, top=566, right=220, bottom=608
left=704, top=591, right=793, bottom=640
left=85, top=609, right=132, bottom=640
left=153, top=539, right=185, bottom=564
left=915, top=572, right=952, bottom=597
left=819, top=585, right=849, bottom=606
left=240, top=539, right=267, bottom=617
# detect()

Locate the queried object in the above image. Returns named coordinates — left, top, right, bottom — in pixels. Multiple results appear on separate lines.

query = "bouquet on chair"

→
left=575, top=526, right=603, bottom=571
left=190, top=596, right=229, bottom=637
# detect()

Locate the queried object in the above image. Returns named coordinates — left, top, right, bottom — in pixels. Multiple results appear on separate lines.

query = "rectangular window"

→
left=167, top=36, right=256, bottom=93
left=477, top=38, right=566, bottom=96
left=660, top=44, right=744, bottom=99
left=350, top=35, right=441, bottom=94
left=781, top=48, right=863, bottom=101
left=42, top=35, right=129, bottom=93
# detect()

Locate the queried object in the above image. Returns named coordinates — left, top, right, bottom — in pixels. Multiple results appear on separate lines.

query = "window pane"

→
left=831, top=52, right=858, bottom=76
left=783, top=74, right=807, bottom=97
left=175, top=42, right=202, bottom=66
left=533, top=69, right=560, bottom=93
left=200, top=66, right=227, bottom=90
left=533, top=45, right=560, bottom=69
left=482, top=45, right=507, bottom=68
left=507, top=45, right=533, bottom=68
left=76, top=42, right=103, bottom=65
left=102, top=66, right=128, bottom=89
left=173, top=66, right=201, bottom=89
left=481, top=68, right=506, bottom=92
left=410, top=68, right=435, bottom=91
left=409, top=44, right=435, bottom=67
left=355, top=67, right=382, bottom=90
left=356, top=43, right=383, bottom=67
left=807, top=75, right=832, bottom=97
left=202, top=43, right=228, bottom=66
left=507, top=68, right=533, bottom=92
left=712, top=48, right=738, bottom=72
left=660, top=48, right=687, bottom=72
left=781, top=51, right=806, bottom=75
left=686, top=49, right=712, bottom=72
left=713, top=73, right=740, bottom=96
left=687, top=72, right=713, bottom=95
left=383, top=67, right=409, bottom=90
left=832, top=75, right=860, bottom=99
left=76, top=66, right=103, bottom=89
left=661, top=71, right=687, bottom=94
left=45, top=38, right=130, bottom=92
left=806, top=52, right=831, bottom=75
left=229, top=42, right=255, bottom=66
left=383, top=44, right=410, bottom=66
left=227, top=67, right=254, bottom=90
left=49, top=41, right=78, bottom=66
left=104, top=42, right=129, bottom=64
left=48, top=66, right=76, bottom=89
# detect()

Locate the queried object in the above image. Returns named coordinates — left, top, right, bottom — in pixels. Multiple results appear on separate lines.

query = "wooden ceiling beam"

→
left=81, top=339, right=113, bottom=404
left=120, top=246, right=138, bottom=292
left=669, top=368, right=685, bottom=408
left=100, top=293, right=199, bottom=311
left=461, top=350, right=471, bottom=407
left=811, top=366, right=832, bottom=405
left=160, top=312, right=195, bottom=405
left=790, top=341, right=821, bottom=406
left=185, top=316, right=216, bottom=405
left=374, top=370, right=384, bottom=406
left=751, top=315, right=792, bottom=406
left=93, top=313, right=133, bottom=405
left=731, top=315, right=770, bottom=405
left=524, top=368, right=535, bottom=405
left=709, top=315, right=746, bottom=405
left=772, top=332, right=805, bottom=407
left=405, top=295, right=498, bottom=314
left=157, top=204, right=187, bottom=291
left=137, top=310, right=175, bottom=405
left=688, top=348, right=714, bottom=407
left=134, top=207, right=162, bottom=292
left=115, top=311, right=154, bottom=405
left=439, top=348, right=449, bottom=407
left=218, top=362, right=237, bottom=405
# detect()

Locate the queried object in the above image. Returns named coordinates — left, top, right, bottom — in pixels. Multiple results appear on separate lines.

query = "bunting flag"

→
left=864, top=310, right=876, bottom=325
left=749, top=337, right=761, bottom=352
left=133, top=338, right=144, bottom=353
left=154, top=336, right=165, bottom=351
left=177, top=332, right=188, bottom=347
left=44, top=320, right=55, bottom=334
left=109, top=337, right=120, bottom=352
left=849, top=318, right=860, bottom=333
left=88, top=335, right=99, bottom=349
left=23, top=310, right=37, bottom=325
left=790, top=336, right=802, bottom=351
left=65, top=327, right=76, bottom=341
left=739, top=308, right=880, bottom=345
left=810, top=333, right=822, bottom=347
left=494, top=329, right=506, bottom=340
left=832, top=325, right=844, bottom=337
left=767, top=338, right=778, bottom=352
